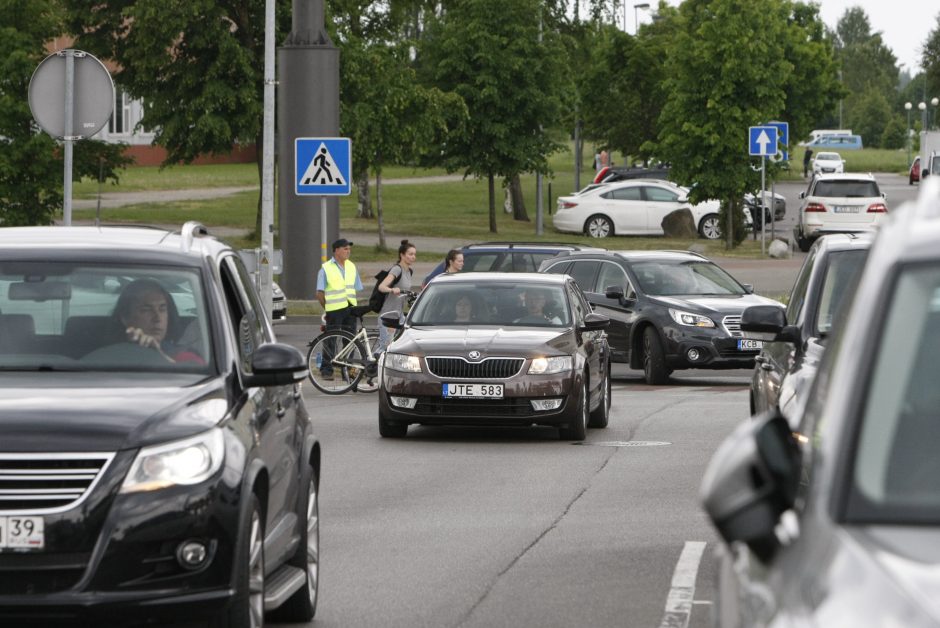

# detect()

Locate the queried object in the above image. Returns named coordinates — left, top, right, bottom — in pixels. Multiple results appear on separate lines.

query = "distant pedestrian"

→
left=375, top=239, right=417, bottom=355
left=316, top=238, right=362, bottom=378
left=443, top=249, right=464, bottom=275
left=599, top=150, right=610, bottom=169
left=803, top=148, right=813, bottom=178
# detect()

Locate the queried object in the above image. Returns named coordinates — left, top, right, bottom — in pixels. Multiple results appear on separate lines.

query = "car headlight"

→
left=121, top=428, right=225, bottom=493
left=272, top=283, right=285, bottom=299
left=385, top=352, right=422, bottom=373
left=669, top=308, right=715, bottom=328
left=528, top=356, right=573, bottom=375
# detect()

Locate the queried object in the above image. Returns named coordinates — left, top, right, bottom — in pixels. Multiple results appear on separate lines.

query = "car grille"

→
left=426, top=357, right=524, bottom=379
left=0, top=453, right=114, bottom=514
left=414, top=396, right=536, bottom=417
left=722, top=315, right=743, bottom=338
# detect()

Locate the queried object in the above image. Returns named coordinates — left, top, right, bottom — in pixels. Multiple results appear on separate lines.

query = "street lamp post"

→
left=932, top=97, right=940, bottom=130
left=905, top=102, right=912, bottom=166
left=920, top=101, right=928, bottom=134
left=634, top=3, right=650, bottom=35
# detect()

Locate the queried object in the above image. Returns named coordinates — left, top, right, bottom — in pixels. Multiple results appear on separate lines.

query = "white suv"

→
left=794, top=173, right=888, bottom=252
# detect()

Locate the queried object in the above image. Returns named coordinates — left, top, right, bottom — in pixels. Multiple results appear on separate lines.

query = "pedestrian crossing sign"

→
left=295, top=137, right=352, bottom=196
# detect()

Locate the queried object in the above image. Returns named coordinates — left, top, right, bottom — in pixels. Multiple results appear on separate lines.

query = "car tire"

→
left=588, top=363, right=610, bottom=428
left=378, top=408, right=408, bottom=438
left=698, top=213, right=721, bottom=240
left=584, top=215, right=613, bottom=238
left=214, top=495, right=264, bottom=628
left=270, top=470, right=319, bottom=622
left=796, top=231, right=813, bottom=253
left=642, top=327, right=669, bottom=385
left=559, top=377, right=588, bottom=440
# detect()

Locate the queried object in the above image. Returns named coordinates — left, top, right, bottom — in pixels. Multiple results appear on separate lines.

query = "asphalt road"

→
left=266, top=323, right=753, bottom=628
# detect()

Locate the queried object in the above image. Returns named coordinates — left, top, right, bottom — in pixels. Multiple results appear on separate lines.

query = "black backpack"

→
left=368, top=265, right=401, bottom=313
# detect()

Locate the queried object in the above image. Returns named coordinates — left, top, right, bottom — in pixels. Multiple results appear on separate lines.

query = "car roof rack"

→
left=465, top=241, right=585, bottom=249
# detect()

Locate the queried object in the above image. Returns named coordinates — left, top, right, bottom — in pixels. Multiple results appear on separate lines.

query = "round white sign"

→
left=28, top=50, right=114, bottom=140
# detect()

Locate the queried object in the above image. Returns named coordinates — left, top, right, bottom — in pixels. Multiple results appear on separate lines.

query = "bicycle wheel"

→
left=306, top=330, right=368, bottom=394
left=353, top=328, right=382, bottom=393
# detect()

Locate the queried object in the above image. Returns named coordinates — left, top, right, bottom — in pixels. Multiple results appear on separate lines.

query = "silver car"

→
left=701, top=180, right=940, bottom=627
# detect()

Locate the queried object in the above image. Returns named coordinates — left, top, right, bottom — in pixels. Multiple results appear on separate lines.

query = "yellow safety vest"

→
left=322, top=259, right=358, bottom=311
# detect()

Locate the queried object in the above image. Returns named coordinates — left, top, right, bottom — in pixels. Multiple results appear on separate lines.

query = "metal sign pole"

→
left=259, top=0, right=276, bottom=320
left=63, top=51, right=75, bottom=226
left=771, top=179, right=776, bottom=242
left=321, top=197, right=328, bottom=262
left=760, top=155, right=766, bottom=255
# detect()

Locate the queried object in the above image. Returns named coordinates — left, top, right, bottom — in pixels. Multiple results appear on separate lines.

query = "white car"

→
left=553, top=179, right=748, bottom=240
left=812, top=151, right=845, bottom=175
left=794, top=173, right=888, bottom=252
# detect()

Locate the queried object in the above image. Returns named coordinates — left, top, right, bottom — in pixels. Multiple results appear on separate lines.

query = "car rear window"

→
left=812, top=180, right=880, bottom=198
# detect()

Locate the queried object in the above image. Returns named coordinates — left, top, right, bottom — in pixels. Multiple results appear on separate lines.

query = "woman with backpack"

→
left=374, top=239, right=417, bottom=355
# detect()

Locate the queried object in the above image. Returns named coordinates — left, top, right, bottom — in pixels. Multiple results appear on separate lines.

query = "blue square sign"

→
left=295, top=137, right=352, bottom=196
left=748, top=126, right=777, bottom=157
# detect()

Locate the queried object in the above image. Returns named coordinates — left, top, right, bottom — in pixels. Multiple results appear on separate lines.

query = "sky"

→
left=632, top=1, right=938, bottom=74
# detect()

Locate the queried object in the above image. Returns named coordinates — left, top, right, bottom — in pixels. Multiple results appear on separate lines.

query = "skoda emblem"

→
left=468, top=351, right=482, bottom=361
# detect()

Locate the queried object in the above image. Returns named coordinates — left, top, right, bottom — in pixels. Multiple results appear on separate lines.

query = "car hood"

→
left=650, top=293, right=780, bottom=314
left=0, top=373, right=226, bottom=452
left=392, top=326, right=573, bottom=357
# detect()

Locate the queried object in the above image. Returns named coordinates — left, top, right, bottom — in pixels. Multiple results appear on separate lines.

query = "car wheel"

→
left=271, top=470, right=319, bottom=621
left=379, top=407, right=408, bottom=438
left=559, top=377, right=589, bottom=440
left=698, top=213, right=721, bottom=240
left=796, top=231, right=813, bottom=252
left=642, top=327, right=669, bottom=385
left=588, top=363, right=610, bottom=428
left=584, top=215, right=613, bottom=238
left=215, top=495, right=264, bottom=628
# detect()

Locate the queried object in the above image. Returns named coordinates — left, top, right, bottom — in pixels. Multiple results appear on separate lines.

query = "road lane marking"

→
left=658, top=541, right=707, bottom=628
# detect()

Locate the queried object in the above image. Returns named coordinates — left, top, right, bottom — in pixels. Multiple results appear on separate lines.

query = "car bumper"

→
left=272, top=299, right=287, bottom=322
left=0, top=452, right=244, bottom=623
left=660, top=326, right=759, bottom=370
left=801, top=218, right=883, bottom=238
left=551, top=212, right=583, bottom=234
left=380, top=370, right=580, bottom=428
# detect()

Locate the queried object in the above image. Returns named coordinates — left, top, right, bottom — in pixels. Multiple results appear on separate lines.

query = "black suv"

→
left=0, top=223, right=320, bottom=626
left=540, top=250, right=782, bottom=384
left=741, top=232, right=871, bottom=422
left=422, top=241, right=604, bottom=286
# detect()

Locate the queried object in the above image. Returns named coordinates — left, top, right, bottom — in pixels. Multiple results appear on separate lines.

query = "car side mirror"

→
left=380, top=311, right=404, bottom=329
left=798, top=191, right=805, bottom=199
left=742, top=283, right=754, bottom=294
left=700, top=410, right=801, bottom=562
left=740, top=305, right=786, bottom=341
left=244, top=342, right=308, bottom=387
left=677, top=196, right=689, bottom=204
left=604, top=285, right=624, bottom=300
left=580, top=312, right=610, bottom=331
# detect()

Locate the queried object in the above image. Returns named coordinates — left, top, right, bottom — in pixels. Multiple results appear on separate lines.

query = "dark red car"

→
left=910, top=155, right=920, bottom=185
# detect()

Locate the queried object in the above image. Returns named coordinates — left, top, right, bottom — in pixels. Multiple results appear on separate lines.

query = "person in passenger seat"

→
left=112, top=279, right=204, bottom=364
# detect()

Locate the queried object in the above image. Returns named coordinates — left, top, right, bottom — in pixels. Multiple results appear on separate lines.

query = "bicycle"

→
left=306, top=292, right=416, bottom=394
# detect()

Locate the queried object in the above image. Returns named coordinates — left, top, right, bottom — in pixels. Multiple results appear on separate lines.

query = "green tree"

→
left=848, top=88, right=893, bottom=148
left=340, top=38, right=465, bottom=248
left=1, top=0, right=128, bottom=226
left=924, top=13, right=940, bottom=105
left=63, top=0, right=294, bottom=236
left=654, top=0, right=794, bottom=248
left=419, top=0, right=573, bottom=232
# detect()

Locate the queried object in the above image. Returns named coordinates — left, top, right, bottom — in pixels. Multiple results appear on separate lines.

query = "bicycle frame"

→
left=327, top=325, right=376, bottom=370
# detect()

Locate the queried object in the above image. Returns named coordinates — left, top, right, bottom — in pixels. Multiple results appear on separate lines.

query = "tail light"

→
left=558, top=201, right=578, bottom=210
left=867, top=203, right=888, bottom=213
left=804, top=202, right=827, bottom=213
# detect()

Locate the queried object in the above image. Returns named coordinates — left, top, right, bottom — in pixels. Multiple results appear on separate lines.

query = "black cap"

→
left=332, top=238, right=353, bottom=250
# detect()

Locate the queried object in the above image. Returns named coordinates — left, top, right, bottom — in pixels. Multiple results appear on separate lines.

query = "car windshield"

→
left=0, top=262, right=212, bottom=374
left=812, top=180, right=880, bottom=198
left=846, top=264, right=940, bottom=524
left=630, top=260, right=746, bottom=296
left=409, top=282, right=571, bottom=327
left=817, top=153, right=840, bottom=161
left=815, top=249, right=868, bottom=336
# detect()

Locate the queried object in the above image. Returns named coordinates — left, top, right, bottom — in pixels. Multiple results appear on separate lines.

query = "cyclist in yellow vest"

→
left=316, top=238, right=363, bottom=378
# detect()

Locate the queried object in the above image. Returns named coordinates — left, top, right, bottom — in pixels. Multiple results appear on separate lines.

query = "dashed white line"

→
left=659, top=541, right=707, bottom=628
